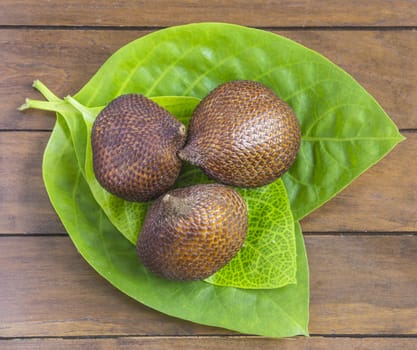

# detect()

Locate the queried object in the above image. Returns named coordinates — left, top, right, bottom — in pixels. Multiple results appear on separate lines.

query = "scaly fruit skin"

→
left=91, top=94, right=186, bottom=202
left=179, top=80, right=301, bottom=187
left=136, top=184, right=248, bottom=280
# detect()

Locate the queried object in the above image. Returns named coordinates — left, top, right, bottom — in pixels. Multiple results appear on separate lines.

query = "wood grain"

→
left=1, top=337, right=416, bottom=350
left=1, top=131, right=415, bottom=235
left=1, top=0, right=416, bottom=347
left=0, top=236, right=416, bottom=337
left=1, top=0, right=416, bottom=27
left=3, top=29, right=417, bottom=130
left=0, top=132, right=63, bottom=234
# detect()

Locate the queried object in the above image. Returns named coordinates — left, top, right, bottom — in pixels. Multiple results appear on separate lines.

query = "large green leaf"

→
left=22, top=22, right=405, bottom=336
left=42, top=115, right=309, bottom=337
left=74, top=22, right=403, bottom=219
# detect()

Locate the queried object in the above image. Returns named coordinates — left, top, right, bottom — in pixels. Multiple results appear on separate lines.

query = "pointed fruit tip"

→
left=161, top=192, right=193, bottom=217
left=177, top=148, right=186, bottom=161
left=162, top=193, right=172, bottom=203
left=178, top=124, right=187, bottom=137
left=178, top=146, right=202, bottom=167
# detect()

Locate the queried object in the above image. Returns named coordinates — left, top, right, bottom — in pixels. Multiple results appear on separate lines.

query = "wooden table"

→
left=1, top=1, right=416, bottom=349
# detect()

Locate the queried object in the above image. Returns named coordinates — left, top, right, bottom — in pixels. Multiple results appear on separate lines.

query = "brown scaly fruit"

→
left=178, top=80, right=301, bottom=187
left=91, top=94, right=186, bottom=202
left=136, top=184, right=248, bottom=280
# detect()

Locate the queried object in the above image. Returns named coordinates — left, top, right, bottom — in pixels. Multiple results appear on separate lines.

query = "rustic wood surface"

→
left=1, top=0, right=416, bottom=349
left=2, top=337, right=417, bottom=350
left=3, top=30, right=417, bottom=130
left=1, top=0, right=416, bottom=27
left=1, top=236, right=416, bottom=337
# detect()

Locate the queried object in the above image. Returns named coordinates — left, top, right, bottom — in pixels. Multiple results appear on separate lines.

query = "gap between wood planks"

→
left=1, top=128, right=416, bottom=134
left=1, top=334, right=417, bottom=340
left=0, top=25, right=417, bottom=31
left=0, top=232, right=416, bottom=237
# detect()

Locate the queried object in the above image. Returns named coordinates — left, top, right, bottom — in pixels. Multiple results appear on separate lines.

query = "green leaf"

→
left=281, top=67, right=405, bottom=220
left=206, top=181, right=296, bottom=289
left=73, top=22, right=403, bottom=220
left=150, top=95, right=200, bottom=126
left=42, top=121, right=309, bottom=337
left=21, top=81, right=90, bottom=177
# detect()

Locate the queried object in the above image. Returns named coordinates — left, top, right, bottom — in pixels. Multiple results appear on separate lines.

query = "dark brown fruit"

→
left=91, top=94, right=186, bottom=202
left=178, top=80, right=301, bottom=187
left=136, top=184, right=248, bottom=280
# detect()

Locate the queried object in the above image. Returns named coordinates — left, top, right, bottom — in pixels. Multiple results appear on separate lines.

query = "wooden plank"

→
left=1, top=29, right=148, bottom=131
left=308, top=235, right=417, bottom=334
left=0, top=235, right=416, bottom=337
left=3, top=29, right=417, bottom=130
left=1, top=337, right=417, bottom=350
left=1, top=131, right=415, bottom=234
left=0, top=132, right=63, bottom=234
left=1, top=0, right=416, bottom=27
